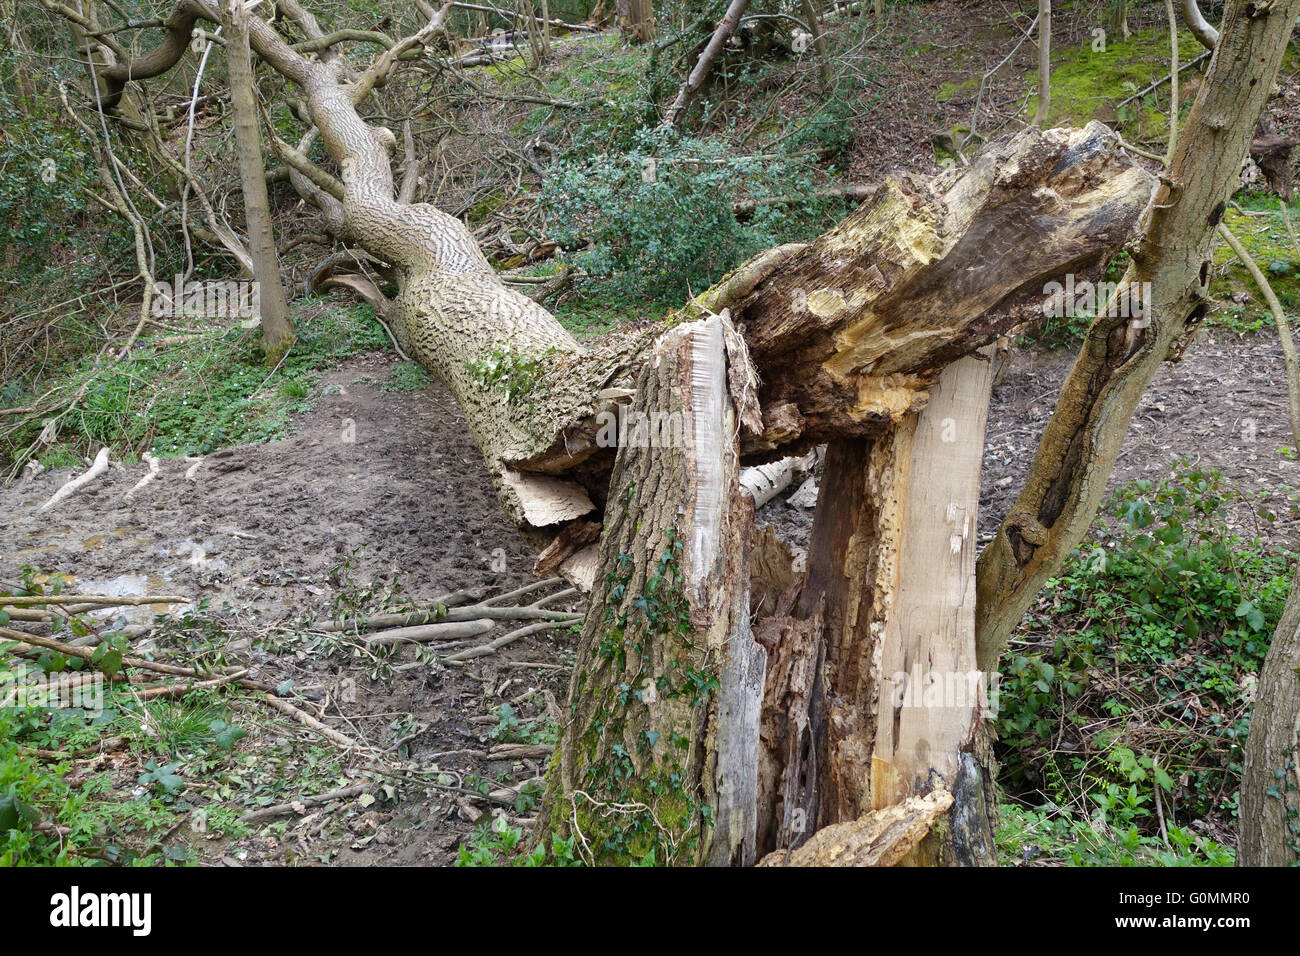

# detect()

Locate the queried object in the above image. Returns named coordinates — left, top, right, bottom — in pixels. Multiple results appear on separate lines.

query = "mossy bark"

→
left=538, top=312, right=765, bottom=866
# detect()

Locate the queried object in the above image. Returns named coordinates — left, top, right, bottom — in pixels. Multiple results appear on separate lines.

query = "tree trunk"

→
left=800, top=0, right=831, bottom=92
left=661, top=0, right=749, bottom=127
left=977, top=0, right=1300, bottom=673
left=1110, top=0, right=1131, bottom=42
left=223, top=0, right=293, bottom=358
left=1033, top=0, right=1051, bottom=127
left=537, top=311, right=765, bottom=865
left=616, top=0, right=654, bottom=44
left=1240, top=564, right=1300, bottom=865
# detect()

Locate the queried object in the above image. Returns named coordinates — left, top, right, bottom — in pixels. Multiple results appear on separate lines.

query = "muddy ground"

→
left=2, top=324, right=1295, bottom=865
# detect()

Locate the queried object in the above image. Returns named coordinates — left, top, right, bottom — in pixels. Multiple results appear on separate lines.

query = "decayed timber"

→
left=756, top=789, right=954, bottom=867
left=728, top=122, right=1156, bottom=453
left=872, top=350, right=998, bottom=865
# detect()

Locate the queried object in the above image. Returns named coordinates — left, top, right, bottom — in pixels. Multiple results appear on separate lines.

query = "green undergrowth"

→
left=3, top=300, right=388, bottom=470
left=1209, top=197, right=1300, bottom=334
left=1, top=571, right=363, bottom=865
left=995, top=463, right=1294, bottom=865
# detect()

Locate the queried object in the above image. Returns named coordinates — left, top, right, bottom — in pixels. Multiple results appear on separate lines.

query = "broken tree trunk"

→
left=64, top=0, right=1161, bottom=867
left=615, top=0, right=654, bottom=43
left=538, top=311, right=766, bottom=866
left=872, top=349, right=998, bottom=864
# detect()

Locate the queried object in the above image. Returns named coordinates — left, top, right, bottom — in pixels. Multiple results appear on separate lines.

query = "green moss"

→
left=1023, top=26, right=1202, bottom=142
left=1209, top=199, right=1300, bottom=333
left=936, top=78, right=977, bottom=102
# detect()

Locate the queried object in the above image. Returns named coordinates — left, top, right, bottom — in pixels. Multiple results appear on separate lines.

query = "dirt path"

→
left=1, top=354, right=572, bottom=865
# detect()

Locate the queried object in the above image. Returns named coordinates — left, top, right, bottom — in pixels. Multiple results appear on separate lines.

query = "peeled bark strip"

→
left=539, top=312, right=765, bottom=866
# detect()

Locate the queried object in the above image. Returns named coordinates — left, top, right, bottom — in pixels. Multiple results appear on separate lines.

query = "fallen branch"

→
left=1, top=594, right=190, bottom=608
left=38, top=447, right=109, bottom=512
left=260, top=694, right=362, bottom=751
left=237, top=784, right=372, bottom=823
left=363, top=618, right=495, bottom=646
left=662, top=0, right=751, bottom=127
left=1114, top=50, right=1211, bottom=109
left=444, top=619, right=573, bottom=663
left=132, top=669, right=248, bottom=701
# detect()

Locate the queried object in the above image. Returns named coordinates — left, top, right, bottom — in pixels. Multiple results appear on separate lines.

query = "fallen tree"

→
left=47, top=0, right=1300, bottom=865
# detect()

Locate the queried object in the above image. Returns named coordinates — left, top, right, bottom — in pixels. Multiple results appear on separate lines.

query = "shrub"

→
left=541, top=127, right=838, bottom=303
left=996, top=463, right=1292, bottom=834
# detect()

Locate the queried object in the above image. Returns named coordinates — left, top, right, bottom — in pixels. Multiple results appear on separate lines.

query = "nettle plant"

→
left=541, top=126, right=835, bottom=302
left=997, top=463, right=1293, bottom=830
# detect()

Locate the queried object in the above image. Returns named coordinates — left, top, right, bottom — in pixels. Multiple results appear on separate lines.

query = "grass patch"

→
left=3, top=299, right=388, bottom=470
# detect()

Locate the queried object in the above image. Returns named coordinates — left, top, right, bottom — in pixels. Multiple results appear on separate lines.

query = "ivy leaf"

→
left=209, top=719, right=248, bottom=751
left=1235, top=599, right=1266, bottom=632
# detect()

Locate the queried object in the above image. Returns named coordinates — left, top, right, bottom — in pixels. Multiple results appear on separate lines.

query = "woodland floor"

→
left=1, top=325, right=1295, bottom=865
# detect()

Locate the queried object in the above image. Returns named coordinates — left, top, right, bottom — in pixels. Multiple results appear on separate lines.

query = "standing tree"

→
left=1033, top=0, right=1051, bottom=126
left=222, top=0, right=293, bottom=358
left=616, top=0, right=653, bottom=44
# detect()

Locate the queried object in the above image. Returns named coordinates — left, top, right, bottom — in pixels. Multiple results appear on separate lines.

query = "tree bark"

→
left=537, top=311, right=765, bottom=865
left=1033, top=0, right=1051, bottom=127
left=615, top=0, right=654, bottom=44
left=223, top=0, right=293, bottom=357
